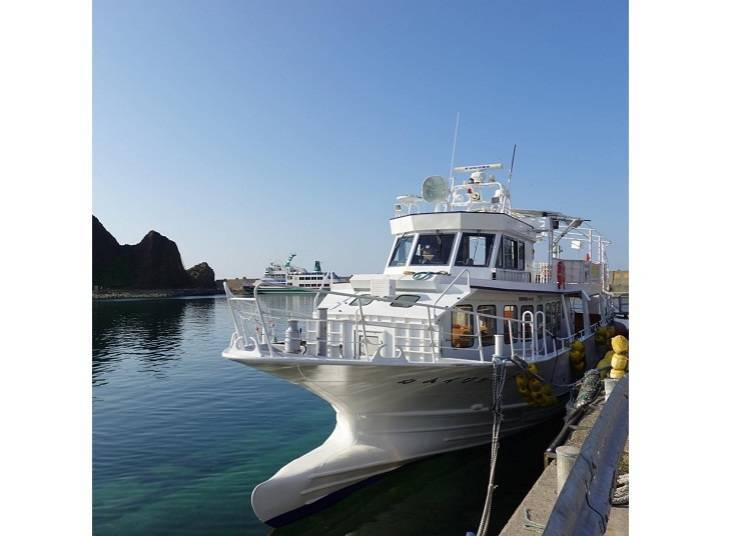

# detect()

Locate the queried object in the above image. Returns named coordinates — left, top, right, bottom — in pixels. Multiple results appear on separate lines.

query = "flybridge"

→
left=388, top=159, right=612, bottom=283
left=393, top=161, right=513, bottom=217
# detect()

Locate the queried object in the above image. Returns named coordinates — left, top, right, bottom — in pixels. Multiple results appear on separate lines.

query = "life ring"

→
left=556, top=261, right=566, bottom=289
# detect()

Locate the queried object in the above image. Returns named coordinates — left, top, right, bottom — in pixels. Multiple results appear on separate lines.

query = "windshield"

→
left=455, top=233, right=495, bottom=267
left=411, top=233, right=455, bottom=265
left=389, top=235, right=414, bottom=266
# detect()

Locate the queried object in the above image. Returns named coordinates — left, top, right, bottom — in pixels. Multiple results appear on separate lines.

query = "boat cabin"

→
left=384, top=211, right=535, bottom=283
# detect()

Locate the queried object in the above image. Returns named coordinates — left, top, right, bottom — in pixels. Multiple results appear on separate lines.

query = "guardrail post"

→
left=493, top=334, right=502, bottom=359
left=316, top=307, right=328, bottom=357
left=556, top=445, right=580, bottom=494
left=284, top=319, right=300, bottom=353
left=474, top=311, right=484, bottom=362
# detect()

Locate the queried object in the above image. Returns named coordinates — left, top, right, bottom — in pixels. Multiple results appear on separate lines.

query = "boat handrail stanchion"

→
left=475, top=310, right=485, bottom=362
left=357, top=299, right=368, bottom=359
left=561, top=295, right=573, bottom=341
left=493, top=333, right=502, bottom=361
left=434, top=268, right=471, bottom=306
left=316, top=306, right=328, bottom=357
left=426, top=307, right=437, bottom=362
left=253, top=282, right=275, bottom=357
left=535, top=310, right=548, bottom=355
left=223, top=282, right=244, bottom=346
left=313, top=271, right=331, bottom=309
left=507, top=318, right=515, bottom=357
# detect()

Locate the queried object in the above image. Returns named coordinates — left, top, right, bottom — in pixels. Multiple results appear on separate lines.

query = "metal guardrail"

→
left=224, top=282, right=567, bottom=363
left=543, top=375, right=629, bottom=535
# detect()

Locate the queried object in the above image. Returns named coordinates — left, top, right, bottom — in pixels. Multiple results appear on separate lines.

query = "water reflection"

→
left=93, top=298, right=217, bottom=384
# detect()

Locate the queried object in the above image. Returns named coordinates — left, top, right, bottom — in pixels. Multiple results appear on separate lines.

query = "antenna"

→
left=507, top=144, right=517, bottom=189
left=448, top=112, right=460, bottom=191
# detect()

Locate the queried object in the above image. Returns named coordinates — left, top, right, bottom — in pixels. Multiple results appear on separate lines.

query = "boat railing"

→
left=557, top=318, right=605, bottom=348
left=225, top=282, right=568, bottom=364
left=433, top=267, right=471, bottom=306
left=533, top=262, right=552, bottom=284
left=504, top=314, right=558, bottom=360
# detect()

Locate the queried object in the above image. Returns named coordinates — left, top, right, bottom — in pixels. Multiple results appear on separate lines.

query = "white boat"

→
left=245, top=255, right=346, bottom=293
left=223, top=161, right=617, bottom=526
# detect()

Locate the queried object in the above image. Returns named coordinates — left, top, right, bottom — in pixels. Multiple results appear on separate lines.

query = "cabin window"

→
left=451, top=304, right=474, bottom=348
left=497, top=236, right=525, bottom=270
left=349, top=294, right=374, bottom=306
left=411, top=233, right=455, bottom=266
left=455, top=233, right=495, bottom=267
left=503, top=305, right=518, bottom=344
left=389, top=235, right=414, bottom=266
left=477, top=305, right=497, bottom=346
left=544, top=301, right=561, bottom=337
left=390, top=294, right=420, bottom=308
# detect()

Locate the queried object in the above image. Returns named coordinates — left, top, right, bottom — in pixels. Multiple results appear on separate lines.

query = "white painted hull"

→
left=226, top=348, right=587, bottom=526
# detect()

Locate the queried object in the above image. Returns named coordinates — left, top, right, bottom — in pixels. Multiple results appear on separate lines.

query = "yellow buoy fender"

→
left=515, top=374, right=528, bottom=390
left=572, top=361, right=585, bottom=372
left=571, top=340, right=585, bottom=352
left=596, top=350, right=613, bottom=369
left=528, top=363, right=540, bottom=375
left=610, top=369, right=626, bottom=379
left=569, top=350, right=584, bottom=363
left=606, top=325, right=616, bottom=338
left=611, top=353, right=628, bottom=371
left=611, top=335, right=629, bottom=354
left=528, top=378, right=543, bottom=392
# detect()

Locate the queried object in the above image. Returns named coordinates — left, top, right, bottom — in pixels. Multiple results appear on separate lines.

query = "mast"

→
left=447, top=112, right=460, bottom=210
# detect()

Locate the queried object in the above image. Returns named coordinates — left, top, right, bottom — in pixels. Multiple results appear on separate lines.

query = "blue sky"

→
left=94, top=0, right=627, bottom=278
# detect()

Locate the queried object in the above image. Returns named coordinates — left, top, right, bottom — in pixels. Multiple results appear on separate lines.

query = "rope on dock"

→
left=476, top=357, right=508, bottom=536
left=612, top=473, right=629, bottom=505
left=522, top=509, right=546, bottom=533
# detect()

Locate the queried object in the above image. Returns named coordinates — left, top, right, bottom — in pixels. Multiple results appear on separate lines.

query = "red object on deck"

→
left=557, top=261, right=566, bottom=289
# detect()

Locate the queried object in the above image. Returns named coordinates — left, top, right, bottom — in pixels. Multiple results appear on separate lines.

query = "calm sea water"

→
left=93, top=295, right=562, bottom=535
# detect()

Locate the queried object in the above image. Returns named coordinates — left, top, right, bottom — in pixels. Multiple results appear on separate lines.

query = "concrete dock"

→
left=500, top=384, right=629, bottom=535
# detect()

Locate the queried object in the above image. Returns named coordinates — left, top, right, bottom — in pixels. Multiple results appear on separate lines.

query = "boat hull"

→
left=227, top=352, right=580, bottom=525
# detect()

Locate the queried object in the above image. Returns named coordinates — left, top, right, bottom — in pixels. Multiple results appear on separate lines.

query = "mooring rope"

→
left=476, top=357, right=508, bottom=536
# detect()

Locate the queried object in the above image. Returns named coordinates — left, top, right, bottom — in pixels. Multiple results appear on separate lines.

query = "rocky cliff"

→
left=186, top=262, right=216, bottom=289
left=93, top=216, right=216, bottom=289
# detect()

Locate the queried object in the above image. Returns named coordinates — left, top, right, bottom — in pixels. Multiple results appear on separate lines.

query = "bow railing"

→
left=225, top=283, right=578, bottom=364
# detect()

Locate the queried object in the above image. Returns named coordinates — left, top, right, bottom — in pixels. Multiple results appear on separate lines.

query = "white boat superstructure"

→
left=223, top=161, right=616, bottom=526
left=254, top=255, right=345, bottom=292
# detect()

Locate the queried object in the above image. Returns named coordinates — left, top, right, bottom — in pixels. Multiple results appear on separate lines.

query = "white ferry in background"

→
left=224, top=158, right=622, bottom=526
left=244, top=254, right=346, bottom=293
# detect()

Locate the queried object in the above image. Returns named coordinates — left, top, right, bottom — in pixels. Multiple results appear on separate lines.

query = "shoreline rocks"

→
left=93, top=216, right=218, bottom=292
